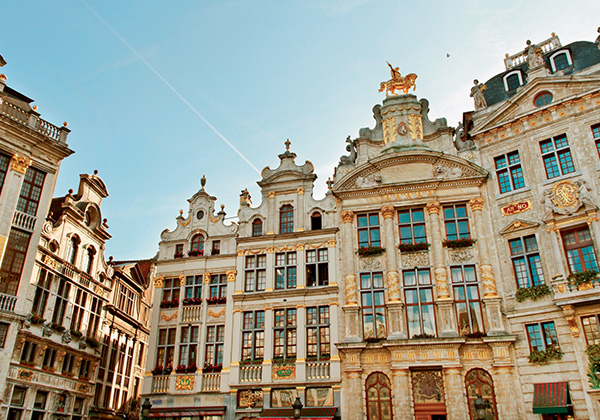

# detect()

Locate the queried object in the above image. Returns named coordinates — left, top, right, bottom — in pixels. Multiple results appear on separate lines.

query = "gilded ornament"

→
left=327, top=240, right=336, bottom=248
left=178, top=217, right=191, bottom=227
left=297, top=187, right=305, bottom=195
left=18, top=369, right=33, bottom=380
left=344, top=274, right=358, bottom=305
left=266, top=247, right=275, bottom=254
left=208, top=213, right=221, bottom=223
left=379, top=62, right=417, bottom=96
left=10, top=154, right=32, bottom=175
left=397, top=121, right=408, bottom=136
left=154, top=277, right=164, bottom=288
left=239, top=390, right=263, bottom=408
left=272, top=365, right=296, bottom=380
left=434, top=267, right=450, bottom=299
left=268, top=192, right=276, bottom=199
left=179, top=275, right=186, bottom=287
left=208, top=307, right=226, bottom=318
left=386, top=271, right=401, bottom=302
left=381, top=205, right=395, bottom=219
left=203, top=273, right=211, bottom=283
left=468, top=197, right=484, bottom=211
left=408, top=114, right=423, bottom=140
left=341, top=210, right=354, bottom=224
left=226, top=270, right=237, bottom=282
left=383, top=117, right=397, bottom=145
left=237, top=250, right=245, bottom=257
left=160, top=311, right=177, bottom=321
left=175, top=375, right=195, bottom=391
left=425, top=201, right=441, bottom=215
left=480, top=264, right=498, bottom=298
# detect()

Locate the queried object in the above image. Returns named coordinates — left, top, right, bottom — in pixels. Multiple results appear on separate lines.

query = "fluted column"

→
left=296, top=188, right=305, bottom=231
left=229, top=309, right=242, bottom=384
left=267, top=191, right=276, bottom=234
left=296, top=304, right=307, bottom=382
left=341, top=210, right=360, bottom=342
left=262, top=308, right=274, bottom=382
left=469, top=197, right=505, bottom=334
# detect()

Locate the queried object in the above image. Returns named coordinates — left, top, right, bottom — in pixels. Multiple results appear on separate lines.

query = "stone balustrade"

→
left=0, top=292, right=17, bottom=312
left=306, top=361, right=330, bottom=380
left=239, top=364, right=262, bottom=382
left=182, top=305, right=202, bottom=322
left=152, top=375, right=170, bottom=393
left=201, top=372, right=221, bottom=391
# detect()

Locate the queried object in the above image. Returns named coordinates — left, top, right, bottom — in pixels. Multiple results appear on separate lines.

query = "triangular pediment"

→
left=471, top=75, right=600, bottom=136
left=499, top=218, right=539, bottom=235
left=334, top=150, right=488, bottom=193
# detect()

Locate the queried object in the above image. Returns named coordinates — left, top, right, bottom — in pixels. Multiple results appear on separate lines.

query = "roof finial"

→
left=200, top=174, right=206, bottom=190
left=285, top=139, right=291, bottom=152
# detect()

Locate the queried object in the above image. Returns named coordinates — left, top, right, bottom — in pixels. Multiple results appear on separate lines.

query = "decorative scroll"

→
left=450, top=249, right=473, bottom=263
left=226, top=270, right=237, bottom=282
left=239, top=389, right=263, bottom=408
left=160, top=311, right=177, bottom=321
left=208, top=307, right=226, bottom=318
left=401, top=252, right=430, bottom=268
left=154, top=277, right=164, bottom=288
left=272, top=365, right=296, bottom=380
left=411, top=370, right=445, bottom=403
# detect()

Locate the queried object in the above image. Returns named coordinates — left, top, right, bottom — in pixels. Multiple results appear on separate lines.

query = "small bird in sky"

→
left=446, top=53, right=450, bottom=58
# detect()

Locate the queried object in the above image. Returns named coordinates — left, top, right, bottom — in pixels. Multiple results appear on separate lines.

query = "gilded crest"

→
left=175, top=375, right=195, bottom=390
left=552, top=181, right=578, bottom=208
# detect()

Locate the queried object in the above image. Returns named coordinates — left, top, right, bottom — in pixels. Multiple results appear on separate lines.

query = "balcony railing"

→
left=504, top=34, right=561, bottom=70
left=0, top=98, right=69, bottom=143
left=182, top=305, right=202, bottom=322
left=201, top=372, right=220, bottom=392
left=306, top=361, right=330, bottom=380
left=152, top=375, right=170, bottom=393
left=239, top=364, right=262, bottom=382
left=0, top=292, right=17, bottom=312
left=551, top=273, right=600, bottom=306
left=13, top=210, right=36, bottom=233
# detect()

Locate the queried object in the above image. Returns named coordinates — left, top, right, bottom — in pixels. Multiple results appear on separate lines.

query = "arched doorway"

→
left=365, top=372, right=393, bottom=420
left=465, top=368, right=498, bottom=420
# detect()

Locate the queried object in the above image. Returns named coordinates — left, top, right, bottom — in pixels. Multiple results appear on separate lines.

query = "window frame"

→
left=509, top=234, right=545, bottom=289
left=273, top=308, right=297, bottom=360
left=252, top=218, right=263, bottom=237
left=32, top=268, right=53, bottom=317
left=209, top=274, right=227, bottom=298
left=403, top=268, right=436, bottom=338
left=398, top=208, right=427, bottom=244
left=16, top=166, right=46, bottom=217
left=582, top=315, right=600, bottom=345
left=306, top=306, right=330, bottom=358
left=451, top=265, right=484, bottom=336
left=561, top=226, right=598, bottom=273
left=244, top=255, right=266, bottom=292
left=357, top=213, right=381, bottom=248
left=443, top=204, right=470, bottom=240
left=306, top=248, right=328, bottom=287
left=275, top=251, right=297, bottom=289
left=280, top=204, right=294, bottom=234
left=526, top=321, right=559, bottom=353
left=592, top=123, right=600, bottom=158
left=549, top=50, right=573, bottom=72
left=241, top=310, right=265, bottom=362
left=156, top=327, right=176, bottom=369
left=178, top=325, right=199, bottom=367
left=360, top=272, right=387, bottom=339
left=540, top=134, right=575, bottom=179
left=185, top=275, right=203, bottom=299
left=205, top=325, right=225, bottom=366
left=162, top=277, right=180, bottom=302
left=502, top=70, right=523, bottom=91
left=494, top=151, right=525, bottom=194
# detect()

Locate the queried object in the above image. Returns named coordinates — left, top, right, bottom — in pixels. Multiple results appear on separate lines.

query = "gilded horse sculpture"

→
left=379, top=62, right=417, bottom=96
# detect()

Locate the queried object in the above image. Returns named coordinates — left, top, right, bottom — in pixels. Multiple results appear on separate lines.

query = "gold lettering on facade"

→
left=501, top=200, right=532, bottom=216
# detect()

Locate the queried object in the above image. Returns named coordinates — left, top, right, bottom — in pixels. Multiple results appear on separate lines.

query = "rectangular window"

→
left=241, top=310, right=265, bottom=361
left=16, top=166, right=46, bottom=216
left=592, top=123, right=600, bottom=157
left=185, top=275, right=203, bottom=299
left=31, top=390, right=48, bottom=420
left=494, top=151, right=525, bottom=193
left=205, top=325, right=225, bottom=366
left=78, top=359, right=91, bottom=379
left=274, top=308, right=297, bottom=359
left=403, top=269, right=435, bottom=338
left=72, top=397, right=84, bottom=420
left=70, top=287, right=88, bottom=333
left=0, top=228, right=32, bottom=295
left=179, top=325, right=199, bottom=367
left=540, top=134, right=575, bottom=179
left=526, top=321, right=559, bottom=352
left=306, top=249, right=328, bottom=287
left=210, top=274, right=227, bottom=298
left=361, top=272, right=386, bottom=339
left=156, top=328, right=176, bottom=368
left=174, top=244, right=183, bottom=258
left=20, top=340, right=37, bottom=364
left=0, top=323, right=8, bottom=347
left=275, top=252, right=297, bottom=289
left=398, top=208, right=427, bottom=244
left=0, top=153, right=10, bottom=195
left=211, top=240, right=220, bottom=255
left=42, top=347, right=56, bottom=369
left=8, top=386, right=27, bottom=420
left=451, top=266, right=484, bottom=335
left=357, top=213, right=381, bottom=248
left=307, top=306, right=330, bottom=358
left=509, top=235, right=544, bottom=288
left=245, top=255, right=266, bottom=292
left=161, top=278, right=180, bottom=302
left=562, top=226, right=598, bottom=273
left=62, top=353, right=75, bottom=375
left=443, top=204, right=470, bottom=240
left=582, top=315, right=600, bottom=345
left=117, top=284, right=137, bottom=316
left=52, top=278, right=70, bottom=326
left=280, top=205, right=294, bottom=234
left=88, top=296, right=103, bottom=338
left=32, top=268, right=53, bottom=316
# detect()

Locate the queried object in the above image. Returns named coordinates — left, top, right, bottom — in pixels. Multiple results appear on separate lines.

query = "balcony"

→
left=182, top=305, right=202, bottom=322
left=551, top=273, right=600, bottom=306
left=151, top=375, right=170, bottom=393
left=0, top=292, right=17, bottom=312
left=0, top=98, right=69, bottom=143
left=239, top=364, right=262, bottom=382
left=306, top=361, right=330, bottom=380
left=201, top=372, right=220, bottom=392
left=13, top=210, right=36, bottom=233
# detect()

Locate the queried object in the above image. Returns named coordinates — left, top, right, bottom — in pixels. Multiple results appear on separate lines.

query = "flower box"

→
left=515, top=284, right=551, bottom=302
left=411, top=333, right=435, bottom=339
left=206, top=296, right=226, bottom=305
left=182, top=297, right=202, bottom=306
left=188, top=249, right=204, bottom=257
left=160, top=299, right=179, bottom=309
left=463, top=331, right=487, bottom=339
left=152, top=365, right=164, bottom=375
left=306, top=354, right=330, bottom=362
left=528, top=346, right=563, bottom=364
left=442, top=238, right=476, bottom=248
left=85, top=337, right=101, bottom=348
left=31, top=313, right=45, bottom=325
left=174, top=252, right=184, bottom=259
left=272, top=357, right=296, bottom=366
left=357, top=246, right=385, bottom=257
left=364, top=337, right=383, bottom=343
left=176, top=364, right=187, bottom=374
left=186, top=363, right=197, bottom=373
left=567, top=270, right=598, bottom=288
left=50, top=322, right=65, bottom=332
left=202, top=363, right=223, bottom=373
left=240, top=358, right=263, bottom=366
left=70, top=330, right=83, bottom=339
left=398, top=242, right=430, bottom=253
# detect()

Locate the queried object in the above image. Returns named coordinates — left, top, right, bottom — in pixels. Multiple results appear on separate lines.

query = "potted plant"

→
left=188, top=249, right=204, bottom=257
left=176, top=364, right=187, bottom=374
left=160, top=299, right=179, bottom=309
left=50, top=322, right=65, bottom=332
left=207, top=296, right=226, bottom=305
left=152, top=365, right=164, bottom=376
left=70, top=329, right=83, bottom=339
left=442, top=238, right=476, bottom=248
left=357, top=246, right=386, bottom=257
left=567, top=270, right=598, bottom=288
left=182, top=297, right=202, bottom=306
left=186, top=363, right=197, bottom=373
left=528, top=346, right=563, bottom=364
left=398, top=242, right=430, bottom=252
left=411, top=333, right=435, bottom=339
left=174, top=251, right=184, bottom=259
left=163, top=365, right=173, bottom=375
left=31, top=313, right=45, bottom=325
left=515, top=284, right=552, bottom=302
left=85, top=336, right=101, bottom=348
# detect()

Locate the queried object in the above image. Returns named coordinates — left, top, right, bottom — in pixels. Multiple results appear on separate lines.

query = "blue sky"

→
left=2, top=1, right=599, bottom=260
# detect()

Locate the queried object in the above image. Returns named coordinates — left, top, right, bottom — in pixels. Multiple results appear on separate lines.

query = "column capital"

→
left=468, top=197, right=484, bottom=211
left=10, top=153, right=31, bottom=175
left=341, top=210, right=355, bottom=224
left=425, top=201, right=441, bottom=215
left=381, top=205, right=395, bottom=219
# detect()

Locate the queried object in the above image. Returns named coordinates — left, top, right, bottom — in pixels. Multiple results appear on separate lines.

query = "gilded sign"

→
left=272, top=365, right=296, bottom=380
left=501, top=200, right=532, bottom=216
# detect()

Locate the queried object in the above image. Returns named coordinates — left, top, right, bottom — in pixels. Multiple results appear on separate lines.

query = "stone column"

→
left=329, top=302, right=341, bottom=382
left=492, top=366, right=522, bottom=420
left=229, top=309, right=243, bottom=383
left=443, top=367, right=467, bottom=420
left=296, top=304, right=307, bottom=382
left=426, top=201, right=456, bottom=337
left=469, top=197, right=505, bottom=334
left=296, top=244, right=306, bottom=288
left=297, top=188, right=305, bottom=231
left=262, top=308, right=274, bottom=382
left=341, top=352, right=363, bottom=420
left=267, top=191, right=276, bottom=234
left=391, top=368, right=412, bottom=418
left=341, top=210, right=361, bottom=342
left=265, top=248, right=275, bottom=292
left=382, top=205, right=407, bottom=339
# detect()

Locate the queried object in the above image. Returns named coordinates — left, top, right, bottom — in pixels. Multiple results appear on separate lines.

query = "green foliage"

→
left=528, top=346, right=563, bottom=364
left=586, top=345, right=600, bottom=388
left=442, top=238, right=476, bottom=248
left=398, top=242, right=430, bottom=253
left=357, top=246, right=385, bottom=257
left=515, top=284, right=552, bottom=302
left=567, top=270, right=598, bottom=288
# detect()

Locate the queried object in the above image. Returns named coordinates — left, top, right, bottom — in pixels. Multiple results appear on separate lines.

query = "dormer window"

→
left=311, top=212, right=322, bottom=230
left=252, top=219, right=263, bottom=237
left=503, top=70, right=523, bottom=92
left=549, top=50, right=572, bottom=73
left=280, top=205, right=294, bottom=234
left=189, top=234, right=204, bottom=256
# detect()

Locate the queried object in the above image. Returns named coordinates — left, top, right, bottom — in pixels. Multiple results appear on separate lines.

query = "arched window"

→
left=365, top=372, right=393, bottom=420
left=465, top=368, right=498, bottom=420
left=280, top=205, right=294, bottom=234
left=66, top=236, right=79, bottom=265
left=85, top=247, right=96, bottom=274
left=551, top=52, right=571, bottom=72
left=311, top=212, right=322, bottom=230
left=503, top=70, right=523, bottom=92
left=252, top=219, right=263, bottom=237
left=190, top=234, right=204, bottom=256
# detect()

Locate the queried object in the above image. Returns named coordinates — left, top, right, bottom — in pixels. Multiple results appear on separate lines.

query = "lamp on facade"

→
left=292, top=396, right=303, bottom=419
left=141, top=398, right=152, bottom=420
left=474, top=395, right=491, bottom=419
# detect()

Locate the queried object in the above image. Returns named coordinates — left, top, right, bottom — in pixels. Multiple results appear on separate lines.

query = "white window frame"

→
left=502, top=70, right=523, bottom=91
left=549, top=50, right=573, bottom=73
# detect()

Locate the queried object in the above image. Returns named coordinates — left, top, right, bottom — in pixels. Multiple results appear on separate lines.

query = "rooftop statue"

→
left=596, top=27, right=600, bottom=50
left=525, top=40, right=545, bottom=68
left=379, top=62, right=417, bottom=96
left=470, top=79, right=487, bottom=110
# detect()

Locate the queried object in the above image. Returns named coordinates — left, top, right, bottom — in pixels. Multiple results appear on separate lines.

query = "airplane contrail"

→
left=80, top=0, right=262, bottom=175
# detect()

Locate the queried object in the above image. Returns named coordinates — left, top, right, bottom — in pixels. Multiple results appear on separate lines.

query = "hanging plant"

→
left=515, top=284, right=552, bottom=302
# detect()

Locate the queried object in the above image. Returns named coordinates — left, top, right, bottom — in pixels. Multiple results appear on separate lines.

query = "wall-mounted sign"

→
left=501, top=200, right=532, bottom=216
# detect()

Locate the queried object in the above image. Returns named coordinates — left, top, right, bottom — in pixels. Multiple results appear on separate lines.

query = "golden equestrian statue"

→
left=379, top=62, right=417, bottom=96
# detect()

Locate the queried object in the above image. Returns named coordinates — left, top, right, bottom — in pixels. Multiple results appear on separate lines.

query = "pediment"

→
left=499, top=218, right=539, bottom=235
left=334, top=151, right=488, bottom=193
left=472, top=75, right=600, bottom=136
